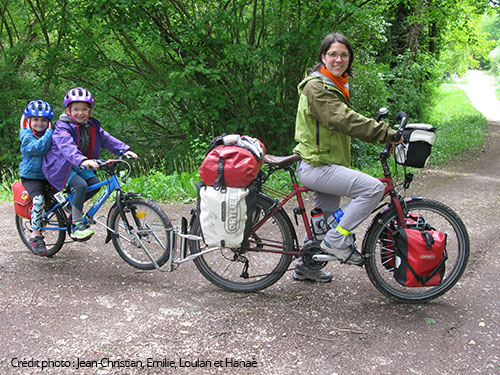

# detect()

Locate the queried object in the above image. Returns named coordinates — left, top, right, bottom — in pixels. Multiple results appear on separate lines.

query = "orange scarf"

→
left=319, top=65, right=350, bottom=101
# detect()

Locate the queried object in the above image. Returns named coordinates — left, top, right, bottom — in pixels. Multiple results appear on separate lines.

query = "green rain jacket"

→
left=293, top=72, right=396, bottom=167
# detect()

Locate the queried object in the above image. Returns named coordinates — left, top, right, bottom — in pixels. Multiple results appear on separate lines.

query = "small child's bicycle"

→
left=15, top=156, right=173, bottom=270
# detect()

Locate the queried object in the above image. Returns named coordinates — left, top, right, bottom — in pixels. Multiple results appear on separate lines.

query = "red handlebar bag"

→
left=12, top=181, right=33, bottom=219
left=393, top=228, right=447, bottom=287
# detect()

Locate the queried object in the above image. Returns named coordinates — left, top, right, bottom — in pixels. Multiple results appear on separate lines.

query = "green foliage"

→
left=482, top=11, right=500, bottom=42
left=0, top=0, right=496, bottom=181
left=0, top=168, right=18, bottom=201
left=122, top=169, right=199, bottom=203
left=420, top=85, right=488, bottom=164
left=489, top=47, right=500, bottom=75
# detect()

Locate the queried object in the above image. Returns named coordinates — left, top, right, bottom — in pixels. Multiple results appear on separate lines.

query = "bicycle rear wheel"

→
left=190, top=193, right=294, bottom=292
left=15, top=207, right=66, bottom=257
left=109, top=198, right=172, bottom=270
left=364, top=198, right=469, bottom=303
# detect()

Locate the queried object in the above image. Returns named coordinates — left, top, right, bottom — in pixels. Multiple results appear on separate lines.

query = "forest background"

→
left=1, top=0, right=500, bottom=201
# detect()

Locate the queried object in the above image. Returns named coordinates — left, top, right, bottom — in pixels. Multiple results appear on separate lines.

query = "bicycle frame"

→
left=41, top=173, right=121, bottom=232
left=249, top=143, right=409, bottom=258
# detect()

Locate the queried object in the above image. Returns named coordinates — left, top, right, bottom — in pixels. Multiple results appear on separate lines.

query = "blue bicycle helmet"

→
left=24, top=100, right=54, bottom=121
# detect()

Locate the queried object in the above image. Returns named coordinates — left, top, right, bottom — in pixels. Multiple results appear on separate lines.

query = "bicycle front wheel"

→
left=190, top=194, right=294, bottom=292
left=15, top=207, right=66, bottom=257
left=109, top=198, right=172, bottom=270
left=364, top=198, right=469, bottom=303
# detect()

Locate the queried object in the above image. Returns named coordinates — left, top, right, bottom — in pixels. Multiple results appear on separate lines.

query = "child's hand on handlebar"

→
left=81, top=159, right=99, bottom=170
left=123, top=150, right=138, bottom=159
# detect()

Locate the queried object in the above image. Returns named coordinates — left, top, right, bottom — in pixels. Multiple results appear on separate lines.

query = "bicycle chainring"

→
left=301, top=241, right=327, bottom=270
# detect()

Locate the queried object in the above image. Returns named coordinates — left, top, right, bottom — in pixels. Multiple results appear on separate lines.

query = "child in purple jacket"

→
left=43, top=87, right=137, bottom=240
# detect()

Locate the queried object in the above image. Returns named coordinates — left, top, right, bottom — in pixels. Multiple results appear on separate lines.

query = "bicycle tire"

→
left=109, top=198, right=172, bottom=270
left=363, top=198, right=469, bottom=303
left=190, top=193, right=294, bottom=292
left=15, top=207, right=66, bottom=257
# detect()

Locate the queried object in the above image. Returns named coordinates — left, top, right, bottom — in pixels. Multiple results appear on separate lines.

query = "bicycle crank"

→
left=312, top=254, right=340, bottom=262
left=302, top=241, right=328, bottom=270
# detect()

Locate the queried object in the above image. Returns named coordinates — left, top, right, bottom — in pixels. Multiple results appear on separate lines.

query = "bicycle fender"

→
left=105, top=202, right=119, bottom=243
left=361, top=196, right=423, bottom=254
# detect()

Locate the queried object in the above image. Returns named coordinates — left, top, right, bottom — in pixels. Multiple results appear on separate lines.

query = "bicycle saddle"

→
left=263, top=154, right=301, bottom=167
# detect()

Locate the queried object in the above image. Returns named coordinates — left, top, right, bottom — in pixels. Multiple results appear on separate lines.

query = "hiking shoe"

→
left=70, top=221, right=94, bottom=241
left=320, top=240, right=364, bottom=266
left=293, top=264, right=332, bottom=283
left=30, top=236, right=48, bottom=256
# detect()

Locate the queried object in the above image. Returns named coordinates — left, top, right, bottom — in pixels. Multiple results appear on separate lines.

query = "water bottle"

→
left=311, top=207, right=328, bottom=241
left=327, top=201, right=351, bottom=230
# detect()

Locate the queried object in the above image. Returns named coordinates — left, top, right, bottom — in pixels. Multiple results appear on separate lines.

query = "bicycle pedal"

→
left=70, top=234, right=94, bottom=242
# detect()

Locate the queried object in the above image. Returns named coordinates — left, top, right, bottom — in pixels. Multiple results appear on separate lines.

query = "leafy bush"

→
left=122, top=169, right=199, bottom=203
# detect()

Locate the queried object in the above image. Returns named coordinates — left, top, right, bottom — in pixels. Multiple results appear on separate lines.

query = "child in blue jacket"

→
left=19, top=100, right=54, bottom=255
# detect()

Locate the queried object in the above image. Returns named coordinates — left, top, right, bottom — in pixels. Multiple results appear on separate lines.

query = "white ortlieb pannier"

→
left=394, top=123, right=436, bottom=168
left=197, top=183, right=256, bottom=248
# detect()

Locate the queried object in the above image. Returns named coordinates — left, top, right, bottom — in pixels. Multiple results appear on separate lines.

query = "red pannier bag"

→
left=12, top=181, right=33, bottom=219
left=380, top=214, right=427, bottom=269
left=393, top=228, right=448, bottom=287
left=200, top=135, right=265, bottom=189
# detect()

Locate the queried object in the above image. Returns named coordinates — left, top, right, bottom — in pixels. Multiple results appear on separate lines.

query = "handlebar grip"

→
left=79, top=159, right=108, bottom=171
left=395, top=111, right=408, bottom=127
left=393, top=111, right=408, bottom=141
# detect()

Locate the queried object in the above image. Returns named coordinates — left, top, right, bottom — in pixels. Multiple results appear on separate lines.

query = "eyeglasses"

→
left=71, top=107, right=90, bottom=114
left=326, top=52, right=350, bottom=60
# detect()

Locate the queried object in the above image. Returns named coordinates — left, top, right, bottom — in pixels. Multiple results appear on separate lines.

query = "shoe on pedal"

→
left=30, top=236, right=48, bottom=256
left=293, top=261, right=332, bottom=283
left=320, top=240, right=364, bottom=266
left=71, top=221, right=94, bottom=241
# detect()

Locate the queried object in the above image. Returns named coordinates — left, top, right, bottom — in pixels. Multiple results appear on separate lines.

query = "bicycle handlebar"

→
left=393, top=111, right=408, bottom=142
left=78, top=154, right=135, bottom=172
left=379, top=110, right=408, bottom=158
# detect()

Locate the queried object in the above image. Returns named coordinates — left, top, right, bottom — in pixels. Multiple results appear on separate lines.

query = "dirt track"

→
left=1, top=71, right=499, bottom=375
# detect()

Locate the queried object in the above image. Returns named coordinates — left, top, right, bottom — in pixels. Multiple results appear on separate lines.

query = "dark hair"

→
left=311, top=32, right=354, bottom=77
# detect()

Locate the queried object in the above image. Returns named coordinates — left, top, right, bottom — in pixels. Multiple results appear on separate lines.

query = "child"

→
left=19, top=100, right=55, bottom=255
left=43, top=87, right=137, bottom=241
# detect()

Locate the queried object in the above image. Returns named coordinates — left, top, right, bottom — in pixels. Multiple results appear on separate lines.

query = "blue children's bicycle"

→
left=15, top=156, right=173, bottom=270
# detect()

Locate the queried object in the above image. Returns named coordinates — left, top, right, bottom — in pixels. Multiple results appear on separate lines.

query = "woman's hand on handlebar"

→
left=390, top=135, right=404, bottom=145
left=389, top=111, right=407, bottom=145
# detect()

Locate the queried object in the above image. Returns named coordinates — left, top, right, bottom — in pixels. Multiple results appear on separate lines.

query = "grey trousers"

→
left=297, top=160, right=384, bottom=249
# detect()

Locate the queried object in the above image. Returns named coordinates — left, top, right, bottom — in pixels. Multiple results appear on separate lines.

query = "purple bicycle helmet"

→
left=63, top=87, right=95, bottom=107
left=24, top=100, right=54, bottom=121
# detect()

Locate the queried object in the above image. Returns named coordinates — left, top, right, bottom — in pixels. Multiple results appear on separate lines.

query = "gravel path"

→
left=0, top=71, right=499, bottom=375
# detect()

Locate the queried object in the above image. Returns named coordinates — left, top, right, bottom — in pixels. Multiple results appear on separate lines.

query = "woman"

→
left=293, top=33, right=401, bottom=282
